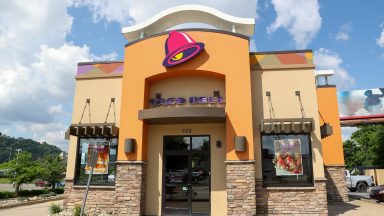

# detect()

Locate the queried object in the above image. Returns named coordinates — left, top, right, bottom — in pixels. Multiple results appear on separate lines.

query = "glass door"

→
left=163, top=136, right=210, bottom=216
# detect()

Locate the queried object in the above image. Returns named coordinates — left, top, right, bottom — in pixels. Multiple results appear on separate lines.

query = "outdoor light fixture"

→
left=213, top=91, right=221, bottom=97
left=235, top=136, right=246, bottom=152
left=216, top=140, right=222, bottom=148
left=124, top=138, right=136, bottom=153
left=320, top=123, right=333, bottom=138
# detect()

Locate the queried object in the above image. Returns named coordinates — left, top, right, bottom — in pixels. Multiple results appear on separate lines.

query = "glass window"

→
left=75, top=137, right=117, bottom=185
left=261, top=134, right=313, bottom=187
left=164, top=136, right=190, bottom=151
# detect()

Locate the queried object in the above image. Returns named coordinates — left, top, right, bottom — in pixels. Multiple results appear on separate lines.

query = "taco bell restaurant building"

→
left=64, top=5, right=348, bottom=216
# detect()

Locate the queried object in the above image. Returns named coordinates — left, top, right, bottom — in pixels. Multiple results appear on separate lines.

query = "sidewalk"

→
left=0, top=200, right=62, bottom=216
left=328, top=199, right=384, bottom=216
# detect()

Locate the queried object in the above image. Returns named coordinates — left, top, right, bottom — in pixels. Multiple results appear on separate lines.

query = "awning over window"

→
left=65, top=123, right=119, bottom=139
left=261, top=118, right=315, bottom=134
left=138, top=107, right=226, bottom=124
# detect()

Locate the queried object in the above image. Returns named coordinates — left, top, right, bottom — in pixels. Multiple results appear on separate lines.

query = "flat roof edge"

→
left=78, top=60, right=124, bottom=66
left=250, top=49, right=313, bottom=55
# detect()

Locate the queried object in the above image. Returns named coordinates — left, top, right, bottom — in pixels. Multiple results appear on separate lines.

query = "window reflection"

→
left=75, top=137, right=117, bottom=185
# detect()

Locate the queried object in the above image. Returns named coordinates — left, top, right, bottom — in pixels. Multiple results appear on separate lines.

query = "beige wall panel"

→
left=251, top=71, right=264, bottom=179
left=65, top=136, right=78, bottom=179
left=149, top=75, right=225, bottom=107
left=251, top=69, right=325, bottom=179
left=66, top=77, right=123, bottom=179
left=146, top=123, right=226, bottom=216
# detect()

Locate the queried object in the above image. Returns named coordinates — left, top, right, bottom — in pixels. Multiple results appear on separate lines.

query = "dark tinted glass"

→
left=164, top=136, right=190, bottom=151
left=261, top=134, right=313, bottom=187
left=75, top=137, right=117, bottom=185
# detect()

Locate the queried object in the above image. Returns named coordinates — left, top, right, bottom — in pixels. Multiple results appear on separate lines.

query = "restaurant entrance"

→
left=163, top=135, right=210, bottom=216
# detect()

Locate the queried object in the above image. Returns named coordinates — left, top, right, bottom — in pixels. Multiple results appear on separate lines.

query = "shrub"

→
left=53, top=188, right=64, bottom=194
left=38, top=192, right=56, bottom=198
left=73, top=204, right=86, bottom=216
left=0, top=191, right=15, bottom=199
left=18, top=189, right=51, bottom=197
left=49, top=203, right=63, bottom=214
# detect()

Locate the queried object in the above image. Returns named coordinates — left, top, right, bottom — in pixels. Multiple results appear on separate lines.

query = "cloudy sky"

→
left=1, top=0, right=383, bottom=150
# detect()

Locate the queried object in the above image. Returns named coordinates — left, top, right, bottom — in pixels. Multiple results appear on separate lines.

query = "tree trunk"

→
left=15, top=183, right=20, bottom=195
left=52, top=182, right=56, bottom=190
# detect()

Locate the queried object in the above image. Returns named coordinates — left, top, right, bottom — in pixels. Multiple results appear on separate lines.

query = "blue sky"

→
left=0, top=0, right=383, bottom=150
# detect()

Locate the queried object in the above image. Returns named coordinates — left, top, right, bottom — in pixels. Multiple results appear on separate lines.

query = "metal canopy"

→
left=261, top=118, right=315, bottom=134
left=138, top=107, right=225, bottom=124
left=66, top=123, right=119, bottom=138
left=122, top=5, right=255, bottom=42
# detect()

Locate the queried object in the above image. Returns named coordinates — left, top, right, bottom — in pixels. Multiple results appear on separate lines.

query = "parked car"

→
left=370, top=185, right=384, bottom=202
left=345, top=170, right=375, bottom=192
left=55, top=182, right=65, bottom=188
left=34, top=180, right=51, bottom=187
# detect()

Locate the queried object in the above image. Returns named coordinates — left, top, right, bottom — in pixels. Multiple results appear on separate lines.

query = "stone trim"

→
left=264, top=187, right=316, bottom=191
left=64, top=162, right=147, bottom=215
left=324, top=165, right=349, bottom=202
left=63, top=181, right=118, bottom=215
left=115, top=162, right=147, bottom=215
left=72, top=185, right=115, bottom=189
left=225, top=160, right=256, bottom=164
left=116, top=160, right=148, bottom=164
left=256, top=180, right=328, bottom=215
left=226, top=161, right=256, bottom=215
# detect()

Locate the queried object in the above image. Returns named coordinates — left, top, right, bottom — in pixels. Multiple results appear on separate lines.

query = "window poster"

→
left=272, top=139, right=303, bottom=176
left=85, top=142, right=110, bottom=174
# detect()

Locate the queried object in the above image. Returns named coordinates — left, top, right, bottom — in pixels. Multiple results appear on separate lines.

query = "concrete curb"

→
left=348, top=194, right=384, bottom=206
left=0, top=196, right=64, bottom=210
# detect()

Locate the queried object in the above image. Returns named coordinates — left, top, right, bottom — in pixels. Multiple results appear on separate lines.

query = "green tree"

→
left=41, top=155, right=66, bottom=190
left=5, top=152, right=41, bottom=194
left=343, top=125, right=384, bottom=170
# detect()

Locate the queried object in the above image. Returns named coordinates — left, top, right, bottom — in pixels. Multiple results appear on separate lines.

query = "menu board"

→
left=273, top=139, right=303, bottom=176
left=85, top=142, right=110, bottom=174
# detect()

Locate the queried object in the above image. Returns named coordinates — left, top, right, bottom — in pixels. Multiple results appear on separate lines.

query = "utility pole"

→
left=8, top=145, right=13, bottom=162
left=16, top=149, right=21, bottom=159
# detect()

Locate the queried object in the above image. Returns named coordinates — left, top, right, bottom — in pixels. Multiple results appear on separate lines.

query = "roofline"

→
left=125, top=28, right=250, bottom=48
left=250, top=49, right=313, bottom=55
left=78, top=60, right=124, bottom=66
left=122, top=5, right=255, bottom=42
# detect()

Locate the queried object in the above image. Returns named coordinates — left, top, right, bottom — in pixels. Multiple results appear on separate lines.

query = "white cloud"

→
left=16, top=122, right=69, bottom=150
left=73, top=0, right=258, bottom=25
left=267, top=0, right=321, bottom=49
left=0, top=0, right=115, bottom=151
left=341, top=127, right=358, bottom=141
left=335, top=23, right=351, bottom=41
left=314, top=48, right=355, bottom=90
left=376, top=24, right=384, bottom=48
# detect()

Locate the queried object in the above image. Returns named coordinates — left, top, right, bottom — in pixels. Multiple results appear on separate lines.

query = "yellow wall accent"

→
left=316, top=86, right=345, bottom=165
left=119, top=31, right=254, bottom=161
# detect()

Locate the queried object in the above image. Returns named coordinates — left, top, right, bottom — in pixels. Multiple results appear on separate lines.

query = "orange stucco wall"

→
left=118, top=30, right=254, bottom=161
left=317, top=86, right=345, bottom=165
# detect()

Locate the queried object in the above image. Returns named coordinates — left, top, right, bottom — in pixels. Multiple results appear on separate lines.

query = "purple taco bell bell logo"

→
left=163, top=31, right=205, bottom=67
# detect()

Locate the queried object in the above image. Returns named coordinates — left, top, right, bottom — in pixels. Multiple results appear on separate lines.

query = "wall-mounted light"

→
left=320, top=123, right=333, bottom=138
left=235, top=136, right=246, bottom=152
left=124, top=138, right=136, bottom=153
left=216, top=140, right=222, bottom=148
left=213, top=91, right=221, bottom=97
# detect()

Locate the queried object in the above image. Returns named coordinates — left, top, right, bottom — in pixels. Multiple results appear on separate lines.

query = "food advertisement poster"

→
left=85, top=142, right=110, bottom=174
left=273, top=139, right=303, bottom=176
